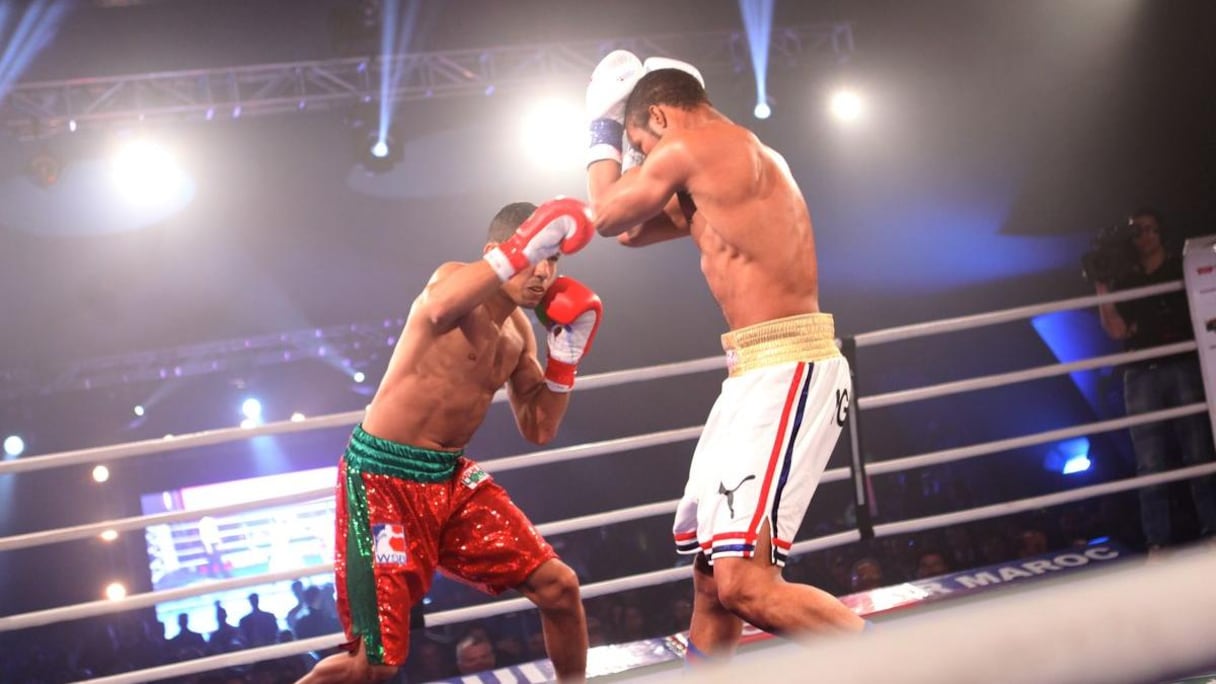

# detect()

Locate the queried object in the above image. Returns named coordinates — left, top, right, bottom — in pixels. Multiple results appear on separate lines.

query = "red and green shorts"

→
left=334, top=425, right=556, bottom=666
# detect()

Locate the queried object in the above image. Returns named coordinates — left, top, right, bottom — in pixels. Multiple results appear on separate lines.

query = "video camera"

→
left=1081, top=223, right=1139, bottom=284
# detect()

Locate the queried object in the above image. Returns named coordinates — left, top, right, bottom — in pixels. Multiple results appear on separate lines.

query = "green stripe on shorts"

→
left=342, top=460, right=386, bottom=664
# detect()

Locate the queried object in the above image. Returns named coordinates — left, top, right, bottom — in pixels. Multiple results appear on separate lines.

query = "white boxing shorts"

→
left=673, top=313, right=850, bottom=567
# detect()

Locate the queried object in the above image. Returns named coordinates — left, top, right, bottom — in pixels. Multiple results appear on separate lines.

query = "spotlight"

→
left=104, top=582, right=127, bottom=601
left=353, top=371, right=366, bottom=383
left=754, top=102, right=772, bottom=120
left=351, top=107, right=402, bottom=174
left=829, top=90, right=865, bottom=123
left=1045, top=437, right=1091, bottom=476
left=520, top=97, right=584, bottom=170
left=3, top=435, right=25, bottom=458
left=110, top=138, right=187, bottom=205
left=1062, top=455, right=1092, bottom=475
left=241, top=398, right=263, bottom=421
left=92, top=465, right=110, bottom=483
left=290, top=412, right=306, bottom=422
left=100, top=529, right=119, bottom=542
left=133, top=405, right=145, bottom=417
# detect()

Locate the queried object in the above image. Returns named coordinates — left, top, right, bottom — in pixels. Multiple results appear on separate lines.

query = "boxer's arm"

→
left=589, top=137, right=692, bottom=239
left=506, top=311, right=570, bottom=445
left=617, top=194, right=689, bottom=247
left=415, top=261, right=504, bottom=333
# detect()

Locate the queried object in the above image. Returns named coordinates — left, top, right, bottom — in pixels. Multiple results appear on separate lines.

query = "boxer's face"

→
left=503, top=253, right=558, bottom=309
left=626, top=108, right=666, bottom=156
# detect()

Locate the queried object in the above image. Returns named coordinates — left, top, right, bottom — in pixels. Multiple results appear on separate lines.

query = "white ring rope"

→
left=0, top=489, right=334, bottom=552
left=0, top=564, right=331, bottom=632
left=482, top=426, right=704, bottom=473
left=852, top=280, right=1183, bottom=347
left=1, top=279, right=1207, bottom=684
left=865, top=402, right=1208, bottom=476
left=874, top=461, right=1216, bottom=538
left=0, top=427, right=706, bottom=553
left=0, top=359, right=726, bottom=477
left=859, top=340, right=1198, bottom=410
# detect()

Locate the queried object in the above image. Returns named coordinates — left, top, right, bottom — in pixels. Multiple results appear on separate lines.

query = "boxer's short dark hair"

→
left=487, top=202, right=538, bottom=243
left=624, top=68, right=709, bottom=127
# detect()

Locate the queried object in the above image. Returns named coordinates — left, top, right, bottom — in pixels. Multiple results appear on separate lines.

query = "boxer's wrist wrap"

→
left=588, top=117, right=624, bottom=165
left=483, top=247, right=523, bottom=283
left=544, top=358, right=577, bottom=393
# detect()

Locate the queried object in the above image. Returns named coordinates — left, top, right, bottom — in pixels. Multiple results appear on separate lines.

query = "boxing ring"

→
left=2, top=278, right=1215, bottom=683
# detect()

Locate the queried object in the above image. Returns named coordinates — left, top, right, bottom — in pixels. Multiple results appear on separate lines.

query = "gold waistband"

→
left=720, top=313, right=841, bottom=377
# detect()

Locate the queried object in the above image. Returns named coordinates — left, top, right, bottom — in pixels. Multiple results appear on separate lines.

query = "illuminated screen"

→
left=140, top=466, right=337, bottom=636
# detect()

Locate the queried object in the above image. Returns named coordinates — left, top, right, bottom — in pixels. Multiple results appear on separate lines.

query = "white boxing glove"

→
left=621, top=137, right=646, bottom=173
left=642, top=56, right=706, bottom=87
left=586, top=49, right=644, bottom=166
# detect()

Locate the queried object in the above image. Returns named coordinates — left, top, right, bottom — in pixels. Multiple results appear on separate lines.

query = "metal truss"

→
left=1, top=22, right=853, bottom=140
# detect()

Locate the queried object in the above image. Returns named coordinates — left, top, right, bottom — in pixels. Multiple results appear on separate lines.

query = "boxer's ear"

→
left=649, top=105, right=668, bottom=131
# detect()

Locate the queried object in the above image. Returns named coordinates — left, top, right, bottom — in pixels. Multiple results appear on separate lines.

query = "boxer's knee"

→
left=522, top=559, right=582, bottom=613
left=712, top=560, right=774, bottom=623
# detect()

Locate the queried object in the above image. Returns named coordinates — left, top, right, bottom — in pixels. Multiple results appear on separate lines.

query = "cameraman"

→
left=1094, top=208, right=1216, bottom=552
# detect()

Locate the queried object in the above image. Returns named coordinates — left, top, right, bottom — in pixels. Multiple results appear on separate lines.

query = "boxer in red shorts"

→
left=299, top=198, right=600, bottom=683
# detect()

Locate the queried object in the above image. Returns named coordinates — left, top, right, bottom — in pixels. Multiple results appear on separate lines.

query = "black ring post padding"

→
left=840, top=335, right=874, bottom=540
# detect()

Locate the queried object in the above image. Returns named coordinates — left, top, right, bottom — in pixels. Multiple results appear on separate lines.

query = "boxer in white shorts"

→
left=584, top=52, right=870, bottom=660
left=673, top=314, right=848, bottom=568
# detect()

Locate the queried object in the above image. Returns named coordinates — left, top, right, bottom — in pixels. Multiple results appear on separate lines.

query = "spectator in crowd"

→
left=915, top=550, right=951, bottom=579
left=455, top=635, right=496, bottom=676
left=239, top=593, right=280, bottom=647
left=1095, top=207, right=1216, bottom=552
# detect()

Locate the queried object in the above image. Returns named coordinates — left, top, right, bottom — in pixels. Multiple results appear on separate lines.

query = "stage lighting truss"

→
left=0, top=23, right=854, bottom=141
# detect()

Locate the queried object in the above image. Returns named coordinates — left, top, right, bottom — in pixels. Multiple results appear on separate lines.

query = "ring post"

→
left=841, top=335, right=874, bottom=540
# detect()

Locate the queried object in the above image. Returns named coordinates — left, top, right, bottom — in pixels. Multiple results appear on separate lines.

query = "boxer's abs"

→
left=694, top=227, right=820, bottom=331
left=362, top=372, right=497, bottom=451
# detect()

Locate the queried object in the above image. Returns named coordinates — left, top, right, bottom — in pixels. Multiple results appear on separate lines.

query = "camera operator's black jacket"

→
left=1113, top=255, right=1194, bottom=363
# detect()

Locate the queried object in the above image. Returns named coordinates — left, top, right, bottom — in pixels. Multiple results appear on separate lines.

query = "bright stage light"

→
left=353, top=371, right=366, bottom=383
left=3, top=435, right=24, bottom=458
left=1063, top=455, right=1092, bottom=475
left=829, top=90, right=865, bottom=123
left=241, top=398, right=263, bottom=421
left=754, top=102, right=772, bottom=120
left=100, top=529, right=119, bottom=542
left=520, top=97, right=585, bottom=170
left=104, top=582, right=127, bottom=601
left=92, top=465, right=110, bottom=483
left=133, top=404, right=145, bottom=417
left=110, top=139, right=187, bottom=205
left=371, top=140, right=389, bottom=158
left=290, top=412, right=306, bottom=422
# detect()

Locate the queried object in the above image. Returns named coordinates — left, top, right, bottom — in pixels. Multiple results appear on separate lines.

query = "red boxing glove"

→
left=537, top=276, right=603, bottom=392
left=483, top=197, right=595, bottom=282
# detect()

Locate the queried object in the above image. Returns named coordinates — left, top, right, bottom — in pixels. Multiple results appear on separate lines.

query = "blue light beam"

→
left=378, top=0, right=421, bottom=146
left=738, top=0, right=774, bottom=118
left=0, top=0, right=72, bottom=101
